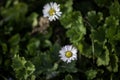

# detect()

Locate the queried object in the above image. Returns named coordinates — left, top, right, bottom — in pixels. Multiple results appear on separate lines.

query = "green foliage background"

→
left=0, top=0, right=120, bottom=80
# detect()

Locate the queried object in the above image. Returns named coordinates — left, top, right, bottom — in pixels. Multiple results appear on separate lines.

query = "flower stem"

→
left=91, top=28, right=95, bottom=63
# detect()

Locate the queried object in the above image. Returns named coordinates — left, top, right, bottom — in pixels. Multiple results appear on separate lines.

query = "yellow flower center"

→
left=48, top=8, right=55, bottom=16
left=65, top=51, right=73, bottom=58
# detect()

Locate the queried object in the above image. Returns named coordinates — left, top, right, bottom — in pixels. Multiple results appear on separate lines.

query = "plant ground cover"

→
left=0, top=0, right=120, bottom=80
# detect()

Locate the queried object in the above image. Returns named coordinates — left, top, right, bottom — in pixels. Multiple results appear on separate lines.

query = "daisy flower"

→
left=42, top=2, right=62, bottom=21
left=59, top=45, right=77, bottom=63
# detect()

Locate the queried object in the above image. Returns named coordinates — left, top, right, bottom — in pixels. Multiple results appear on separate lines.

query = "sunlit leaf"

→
left=66, top=12, right=86, bottom=44
left=12, top=54, right=35, bottom=79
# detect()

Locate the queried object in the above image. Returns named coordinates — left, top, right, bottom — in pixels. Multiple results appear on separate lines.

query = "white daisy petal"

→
left=64, top=46, right=68, bottom=51
left=68, top=45, right=72, bottom=51
left=72, top=48, right=77, bottom=54
left=54, top=15, right=59, bottom=19
left=42, top=2, right=62, bottom=21
left=59, top=45, right=77, bottom=63
left=56, top=12, right=62, bottom=17
left=43, top=13, right=49, bottom=17
left=67, top=59, right=71, bottom=63
left=50, top=2, right=54, bottom=8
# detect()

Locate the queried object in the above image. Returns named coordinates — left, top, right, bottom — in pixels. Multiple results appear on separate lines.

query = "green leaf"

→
left=51, top=63, right=58, bottom=71
left=31, top=52, right=54, bottom=76
left=94, top=0, right=112, bottom=7
left=59, top=61, right=77, bottom=73
left=113, top=32, right=120, bottom=40
left=10, top=45, right=19, bottom=55
left=12, top=54, right=35, bottom=79
left=60, top=1, right=86, bottom=45
left=91, top=27, right=105, bottom=43
left=94, top=42, right=103, bottom=57
left=104, top=16, right=119, bottom=28
left=44, top=40, right=52, bottom=48
left=78, top=42, right=92, bottom=58
left=66, top=12, right=86, bottom=44
left=30, top=75, right=36, bottom=80
left=27, top=12, right=38, bottom=27
left=12, top=54, right=26, bottom=70
left=27, top=38, right=40, bottom=56
left=63, top=0, right=73, bottom=13
left=107, top=54, right=118, bottom=72
left=8, top=34, right=20, bottom=46
left=16, top=68, right=27, bottom=79
left=1, top=43, right=8, bottom=54
left=46, top=71, right=59, bottom=80
left=25, top=61, right=35, bottom=75
left=8, top=34, right=20, bottom=55
left=109, top=1, right=120, bottom=19
left=65, top=74, right=73, bottom=80
left=97, top=46, right=110, bottom=66
left=85, top=69, right=97, bottom=80
left=31, top=54, right=43, bottom=76
left=87, top=11, right=103, bottom=28
left=5, top=0, right=12, bottom=8
left=1, top=2, right=28, bottom=21
left=60, top=0, right=73, bottom=28
left=106, top=26, right=117, bottom=41
left=104, top=16, right=119, bottom=43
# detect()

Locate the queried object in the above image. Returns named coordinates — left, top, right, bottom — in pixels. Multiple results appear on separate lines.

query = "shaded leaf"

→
left=94, top=0, right=112, bottom=7
left=1, top=2, right=28, bottom=21
left=107, top=54, right=118, bottom=72
left=8, top=34, right=20, bottom=46
left=104, top=16, right=119, bottom=28
left=85, top=69, right=97, bottom=80
left=65, top=74, right=73, bottom=80
left=109, top=1, right=120, bottom=19
left=78, top=42, right=92, bottom=58
left=87, top=11, right=103, bottom=28
left=1, top=43, right=7, bottom=54
left=27, top=38, right=40, bottom=56
left=97, top=46, right=110, bottom=66
left=91, top=27, right=105, bottom=43
left=60, top=0, right=73, bottom=28
left=27, top=12, right=38, bottom=27
left=59, top=61, right=77, bottom=73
